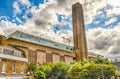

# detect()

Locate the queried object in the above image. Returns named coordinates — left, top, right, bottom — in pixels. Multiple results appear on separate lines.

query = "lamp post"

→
left=98, top=55, right=104, bottom=79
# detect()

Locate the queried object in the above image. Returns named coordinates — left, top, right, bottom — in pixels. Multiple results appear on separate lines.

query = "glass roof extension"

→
left=8, top=31, right=73, bottom=52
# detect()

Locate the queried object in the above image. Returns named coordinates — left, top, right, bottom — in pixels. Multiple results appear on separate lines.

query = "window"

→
left=70, top=48, right=73, bottom=51
left=54, top=43, right=58, bottom=47
left=1, top=61, right=6, bottom=73
left=12, top=62, right=16, bottom=73
left=21, top=64, right=24, bottom=74
left=0, top=47, right=3, bottom=53
left=66, top=47, right=69, bottom=49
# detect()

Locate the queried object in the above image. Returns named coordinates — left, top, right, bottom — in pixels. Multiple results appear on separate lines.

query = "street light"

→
left=98, top=55, right=104, bottom=79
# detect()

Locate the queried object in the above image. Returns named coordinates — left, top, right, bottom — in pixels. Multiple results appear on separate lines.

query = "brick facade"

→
left=0, top=59, right=27, bottom=76
left=0, top=36, right=75, bottom=66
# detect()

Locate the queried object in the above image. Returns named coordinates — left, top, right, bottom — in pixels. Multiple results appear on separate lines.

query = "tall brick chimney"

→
left=72, top=2, right=88, bottom=61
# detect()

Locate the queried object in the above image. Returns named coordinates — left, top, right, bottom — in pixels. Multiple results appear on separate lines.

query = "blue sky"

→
left=0, top=0, right=120, bottom=57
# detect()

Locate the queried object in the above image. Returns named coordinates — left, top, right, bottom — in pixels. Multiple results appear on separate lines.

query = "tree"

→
left=38, top=63, right=54, bottom=78
left=34, top=69, right=46, bottom=79
left=50, top=62, right=70, bottom=79
left=28, top=63, right=36, bottom=75
left=67, top=60, right=116, bottom=79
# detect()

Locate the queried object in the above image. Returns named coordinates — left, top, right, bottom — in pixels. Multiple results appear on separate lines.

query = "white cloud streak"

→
left=105, top=17, right=117, bottom=25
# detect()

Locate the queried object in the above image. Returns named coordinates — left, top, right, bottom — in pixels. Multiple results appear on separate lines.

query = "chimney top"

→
left=72, top=2, right=82, bottom=8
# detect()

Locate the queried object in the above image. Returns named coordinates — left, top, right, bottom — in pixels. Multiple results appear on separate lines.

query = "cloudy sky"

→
left=0, top=0, right=120, bottom=58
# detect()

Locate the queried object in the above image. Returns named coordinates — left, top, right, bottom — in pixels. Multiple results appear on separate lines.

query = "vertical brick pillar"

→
left=24, top=62, right=28, bottom=75
left=72, top=2, right=88, bottom=61
left=6, top=60, right=12, bottom=75
left=16, top=61, right=21, bottom=74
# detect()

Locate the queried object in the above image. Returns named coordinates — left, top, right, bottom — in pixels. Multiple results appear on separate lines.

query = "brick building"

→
left=0, top=29, right=97, bottom=78
left=0, top=30, right=76, bottom=77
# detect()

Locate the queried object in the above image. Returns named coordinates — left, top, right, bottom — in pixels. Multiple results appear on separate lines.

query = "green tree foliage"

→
left=102, top=65, right=116, bottom=79
left=28, top=63, right=36, bottom=75
left=112, top=62, right=120, bottom=71
left=31, top=59, right=117, bottom=79
left=34, top=69, right=46, bottom=79
left=115, top=71, right=120, bottom=76
left=37, top=63, right=54, bottom=78
left=67, top=59, right=116, bottom=79
left=49, top=62, right=70, bottom=79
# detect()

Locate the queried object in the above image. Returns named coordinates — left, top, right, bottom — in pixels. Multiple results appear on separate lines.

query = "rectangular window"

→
left=0, top=47, right=3, bottom=53
left=12, top=62, right=16, bottom=73
left=1, top=61, right=6, bottom=73
left=21, top=64, right=24, bottom=74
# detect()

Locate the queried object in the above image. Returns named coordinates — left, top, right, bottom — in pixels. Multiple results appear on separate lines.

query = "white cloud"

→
left=106, top=7, right=120, bottom=16
left=87, top=24, right=120, bottom=57
left=0, top=28, right=5, bottom=35
left=108, top=0, right=120, bottom=7
left=105, top=0, right=120, bottom=18
left=13, top=0, right=32, bottom=17
left=13, top=2, right=21, bottom=16
left=105, top=17, right=117, bottom=25
left=16, top=17, right=23, bottom=24
left=18, top=0, right=31, bottom=7
left=0, top=16, right=9, bottom=20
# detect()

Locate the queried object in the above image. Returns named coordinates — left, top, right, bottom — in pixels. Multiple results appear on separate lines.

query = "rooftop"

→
left=7, top=30, right=73, bottom=52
